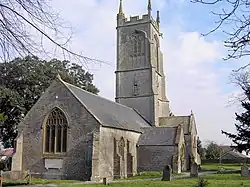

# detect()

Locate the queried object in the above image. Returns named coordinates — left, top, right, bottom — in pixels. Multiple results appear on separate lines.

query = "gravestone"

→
left=241, top=166, right=250, bottom=177
left=190, top=163, right=198, bottom=178
left=103, top=178, right=107, bottom=185
left=162, top=165, right=171, bottom=181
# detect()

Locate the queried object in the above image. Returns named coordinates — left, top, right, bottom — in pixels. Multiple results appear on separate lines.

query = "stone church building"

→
left=11, top=0, right=200, bottom=181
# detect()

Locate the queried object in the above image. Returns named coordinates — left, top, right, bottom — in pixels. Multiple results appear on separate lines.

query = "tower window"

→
left=133, top=79, right=139, bottom=96
left=131, top=34, right=145, bottom=57
left=44, top=108, right=68, bottom=154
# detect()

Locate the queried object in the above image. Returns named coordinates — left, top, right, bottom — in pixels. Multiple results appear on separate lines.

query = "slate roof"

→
left=138, top=127, right=179, bottom=146
left=227, top=151, right=249, bottom=159
left=61, top=79, right=151, bottom=133
left=159, top=116, right=191, bottom=134
left=219, top=145, right=234, bottom=153
left=219, top=145, right=250, bottom=159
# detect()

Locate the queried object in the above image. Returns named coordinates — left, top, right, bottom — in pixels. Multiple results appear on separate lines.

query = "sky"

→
left=47, top=0, right=249, bottom=146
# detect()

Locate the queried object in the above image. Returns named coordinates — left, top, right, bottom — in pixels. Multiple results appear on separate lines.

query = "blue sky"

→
left=46, top=0, right=249, bottom=146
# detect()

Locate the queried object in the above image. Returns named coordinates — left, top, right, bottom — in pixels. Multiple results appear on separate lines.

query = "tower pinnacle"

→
left=157, top=11, right=160, bottom=25
left=118, top=0, right=124, bottom=16
left=148, top=0, right=152, bottom=18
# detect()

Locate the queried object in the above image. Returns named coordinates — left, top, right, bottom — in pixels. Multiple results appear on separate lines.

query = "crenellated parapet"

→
left=118, top=14, right=159, bottom=30
left=116, top=0, right=160, bottom=31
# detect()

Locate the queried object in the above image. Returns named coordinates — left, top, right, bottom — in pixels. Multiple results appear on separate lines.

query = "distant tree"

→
left=197, top=137, right=206, bottom=159
left=0, top=89, right=24, bottom=148
left=0, top=113, right=5, bottom=121
left=192, top=0, right=250, bottom=70
left=205, top=141, right=222, bottom=159
left=0, top=56, right=99, bottom=147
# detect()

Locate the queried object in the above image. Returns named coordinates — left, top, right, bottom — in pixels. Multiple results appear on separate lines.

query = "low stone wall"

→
left=201, top=159, right=250, bottom=164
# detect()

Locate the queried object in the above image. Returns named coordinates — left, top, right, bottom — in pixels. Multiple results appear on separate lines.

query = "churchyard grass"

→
left=59, top=174, right=250, bottom=187
left=123, top=171, right=184, bottom=180
left=201, top=163, right=249, bottom=171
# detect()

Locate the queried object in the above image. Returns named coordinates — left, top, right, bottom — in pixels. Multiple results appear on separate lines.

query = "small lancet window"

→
left=44, top=108, right=68, bottom=153
left=133, top=80, right=139, bottom=96
left=118, top=137, right=125, bottom=160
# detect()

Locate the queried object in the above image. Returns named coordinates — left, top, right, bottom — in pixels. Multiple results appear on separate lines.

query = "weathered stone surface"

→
left=241, top=166, right=250, bottom=177
left=138, top=145, right=175, bottom=172
left=190, top=163, right=198, bottom=178
left=116, top=0, right=170, bottom=127
left=162, top=165, right=171, bottom=181
left=12, top=79, right=100, bottom=181
left=97, top=126, right=140, bottom=181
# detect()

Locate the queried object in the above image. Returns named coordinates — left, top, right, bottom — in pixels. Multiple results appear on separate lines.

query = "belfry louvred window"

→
left=44, top=108, right=67, bottom=153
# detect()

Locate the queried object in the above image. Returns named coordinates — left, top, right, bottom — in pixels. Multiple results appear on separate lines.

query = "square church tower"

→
left=115, top=0, right=170, bottom=126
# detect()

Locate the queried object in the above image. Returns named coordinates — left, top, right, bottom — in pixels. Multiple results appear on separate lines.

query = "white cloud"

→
left=162, top=28, right=237, bottom=144
left=48, top=0, right=239, bottom=145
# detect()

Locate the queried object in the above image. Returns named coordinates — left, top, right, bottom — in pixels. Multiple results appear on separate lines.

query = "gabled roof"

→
left=59, top=77, right=151, bottom=133
left=159, top=116, right=191, bottom=134
left=159, top=111, right=198, bottom=135
left=219, top=145, right=250, bottom=159
left=138, top=127, right=182, bottom=146
left=219, top=145, right=234, bottom=153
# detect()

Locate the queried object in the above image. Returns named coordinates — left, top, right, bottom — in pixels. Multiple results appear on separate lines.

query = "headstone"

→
left=103, top=178, right=107, bottom=185
left=190, top=163, right=198, bottom=178
left=162, top=165, right=171, bottom=181
left=241, top=166, right=250, bottom=177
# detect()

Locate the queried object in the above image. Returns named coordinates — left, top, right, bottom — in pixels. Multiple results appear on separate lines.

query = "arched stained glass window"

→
left=44, top=108, right=67, bottom=153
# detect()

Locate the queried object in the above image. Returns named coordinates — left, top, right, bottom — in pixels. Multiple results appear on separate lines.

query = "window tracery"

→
left=130, top=34, right=145, bottom=57
left=44, top=108, right=67, bottom=154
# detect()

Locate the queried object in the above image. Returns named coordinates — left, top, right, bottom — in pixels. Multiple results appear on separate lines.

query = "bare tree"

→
left=191, top=0, right=250, bottom=70
left=226, top=68, right=250, bottom=108
left=0, top=0, right=103, bottom=66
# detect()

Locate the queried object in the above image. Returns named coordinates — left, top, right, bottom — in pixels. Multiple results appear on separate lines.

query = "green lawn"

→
left=2, top=164, right=250, bottom=187
left=121, top=171, right=183, bottom=180
left=201, top=163, right=249, bottom=171
left=59, top=174, right=250, bottom=187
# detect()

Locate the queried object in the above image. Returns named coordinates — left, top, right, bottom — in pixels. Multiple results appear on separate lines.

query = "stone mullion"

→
left=55, top=119, right=58, bottom=153
left=49, top=124, right=52, bottom=153
left=61, top=125, right=64, bottom=152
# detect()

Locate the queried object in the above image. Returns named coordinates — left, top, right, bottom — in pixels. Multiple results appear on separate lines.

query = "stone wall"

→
left=202, top=158, right=250, bottom=164
left=2, top=170, right=29, bottom=181
left=13, top=79, right=100, bottom=181
left=116, top=11, right=170, bottom=126
left=94, top=126, right=141, bottom=181
left=137, top=145, right=177, bottom=172
left=11, top=133, right=23, bottom=171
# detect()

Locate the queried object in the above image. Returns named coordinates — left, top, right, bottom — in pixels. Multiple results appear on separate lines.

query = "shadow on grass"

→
left=3, top=182, right=28, bottom=187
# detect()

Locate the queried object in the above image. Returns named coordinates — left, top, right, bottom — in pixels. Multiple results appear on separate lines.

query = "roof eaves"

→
left=101, top=124, right=143, bottom=133
left=133, top=108, right=152, bottom=127
left=59, top=78, right=103, bottom=127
